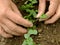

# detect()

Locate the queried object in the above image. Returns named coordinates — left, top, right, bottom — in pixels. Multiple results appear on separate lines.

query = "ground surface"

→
left=0, top=0, right=60, bottom=45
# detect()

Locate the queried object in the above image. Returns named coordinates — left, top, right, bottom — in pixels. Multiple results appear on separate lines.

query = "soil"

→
left=0, top=0, right=60, bottom=45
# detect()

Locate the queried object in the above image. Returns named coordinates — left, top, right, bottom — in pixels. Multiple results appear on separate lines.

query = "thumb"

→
left=36, top=0, right=46, bottom=18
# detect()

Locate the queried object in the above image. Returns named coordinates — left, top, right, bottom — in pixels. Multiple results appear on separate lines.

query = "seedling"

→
left=20, top=0, right=38, bottom=45
left=20, top=0, right=47, bottom=45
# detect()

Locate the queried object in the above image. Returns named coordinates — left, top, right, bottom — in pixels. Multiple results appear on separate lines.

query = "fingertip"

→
left=44, top=20, right=53, bottom=24
left=22, top=29, right=27, bottom=34
left=24, top=29, right=27, bottom=33
left=44, top=19, right=53, bottom=24
left=24, top=19, right=33, bottom=27
left=6, top=35, right=13, bottom=38
left=2, top=34, right=13, bottom=38
left=36, top=12, right=43, bottom=18
left=36, top=14, right=40, bottom=18
left=45, top=14, right=60, bottom=24
left=28, top=22, right=33, bottom=27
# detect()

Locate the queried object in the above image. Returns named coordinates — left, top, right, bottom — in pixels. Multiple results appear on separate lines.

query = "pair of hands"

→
left=0, top=0, right=60, bottom=38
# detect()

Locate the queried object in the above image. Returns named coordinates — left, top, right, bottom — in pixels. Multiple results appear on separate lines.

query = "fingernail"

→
left=39, top=19, right=43, bottom=21
left=39, top=19, right=45, bottom=21
left=36, top=16, right=39, bottom=18
left=10, top=36, right=13, bottom=38
left=36, top=15, right=40, bottom=18
left=9, top=35, right=13, bottom=37
left=24, top=30, right=27, bottom=33
left=6, top=36, right=13, bottom=38
left=29, top=22, right=33, bottom=27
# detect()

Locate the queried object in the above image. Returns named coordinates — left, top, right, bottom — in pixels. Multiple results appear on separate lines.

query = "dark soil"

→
left=0, top=0, right=60, bottom=45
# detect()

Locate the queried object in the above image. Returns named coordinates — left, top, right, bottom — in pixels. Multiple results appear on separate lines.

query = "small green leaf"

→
left=26, top=37, right=35, bottom=45
left=28, top=41, right=35, bottom=45
left=24, top=34, right=30, bottom=39
left=28, top=29, right=38, bottom=35
left=21, top=0, right=39, bottom=45
left=22, top=40, right=27, bottom=45
left=40, top=14, right=47, bottom=19
left=28, top=37, right=33, bottom=41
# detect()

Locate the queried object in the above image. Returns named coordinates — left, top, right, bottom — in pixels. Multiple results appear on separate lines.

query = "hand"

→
left=0, top=0, right=33, bottom=38
left=36, top=0, right=60, bottom=24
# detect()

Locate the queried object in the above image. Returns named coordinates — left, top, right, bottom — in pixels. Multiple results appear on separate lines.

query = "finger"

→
left=39, top=0, right=59, bottom=21
left=45, top=14, right=60, bottom=24
left=36, top=0, right=46, bottom=18
left=0, top=23, right=21, bottom=36
left=45, top=4, right=60, bottom=24
left=10, top=1, right=22, bottom=17
left=1, top=18, right=27, bottom=34
left=0, top=26, right=13, bottom=38
left=6, top=9, right=33, bottom=27
left=45, top=0, right=59, bottom=18
left=39, top=18, right=47, bottom=21
left=47, top=0, right=50, bottom=1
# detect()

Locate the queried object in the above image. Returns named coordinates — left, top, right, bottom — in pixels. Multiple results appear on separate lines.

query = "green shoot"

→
left=40, top=14, right=47, bottom=19
left=20, top=0, right=47, bottom=45
left=20, top=0, right=38, bottom=45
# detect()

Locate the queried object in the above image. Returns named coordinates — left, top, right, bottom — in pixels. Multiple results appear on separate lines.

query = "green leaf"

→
left=29, top=0, right=37, bottom=4
left=24, top=34, right=30, bottom=39
left=28, top=41, right=35, bottom=45
left=21, top=0, right=39, bottom=45
left=26, top=37, right=34, bottom=45
left=22, top=40, right=27, bottom=45
left=28, top=37, right=33, bottom=42
left=40, top=14, right=47, bottom=19
left=28, top=29, right=38, bottom=35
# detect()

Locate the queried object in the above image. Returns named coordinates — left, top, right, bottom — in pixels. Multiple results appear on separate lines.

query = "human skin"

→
left=0, top=0, right=60, bottom=38
left=36, top=0, right=60, bottom=24
left=0, top=0, right=33, bottom=38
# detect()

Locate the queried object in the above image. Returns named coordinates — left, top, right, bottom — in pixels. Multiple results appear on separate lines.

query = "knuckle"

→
left=12, top=26, right=17, bottom=31
left=0, top=17, right=5, bottom=23
left=0, top=8, right=7, bottom=14
left=0, top=7, right=9, bottom=15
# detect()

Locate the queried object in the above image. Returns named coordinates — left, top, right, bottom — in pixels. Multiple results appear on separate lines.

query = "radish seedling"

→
left=20, top=0, right=38, bottom=45
left=20, top=0, right=47, bottom=45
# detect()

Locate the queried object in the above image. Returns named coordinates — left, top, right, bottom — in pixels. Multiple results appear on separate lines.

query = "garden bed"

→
left=0, top=0, right=60, bottom=45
